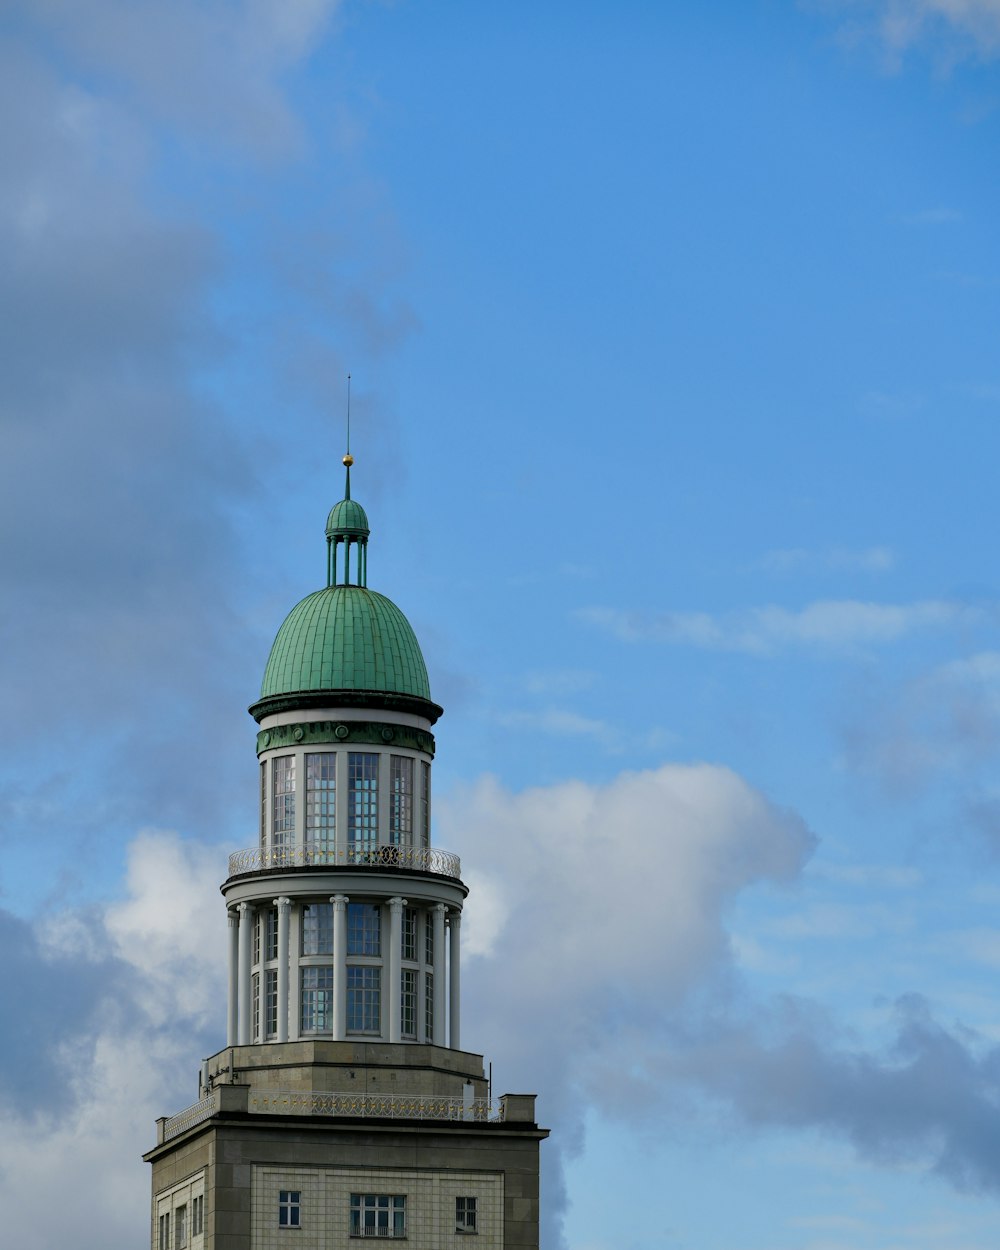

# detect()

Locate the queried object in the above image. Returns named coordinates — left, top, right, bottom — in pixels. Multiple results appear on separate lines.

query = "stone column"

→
left=332, top=894, right=349, bottom=1040
left=388, top=897, right=406, bottom=1042
left=448, top=910, right=461, bottom=1051
left=289, top=902, right=301, bottom=1042
left=227, top=910, right=239, bottom=1045
left=237, top=902, right=254, bottom=1046
left=433, top=904, right=447, bottom=1044
left=275, top=896, right=291, bottom=1043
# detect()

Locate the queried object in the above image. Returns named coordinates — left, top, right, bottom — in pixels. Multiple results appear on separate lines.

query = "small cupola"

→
left=326, top=455, right=370, bottom=587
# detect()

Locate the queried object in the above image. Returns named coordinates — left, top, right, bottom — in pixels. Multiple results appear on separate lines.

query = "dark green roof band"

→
left=255, top=719, right=436, bottom=757
left=250, top=689, right=443, bottom=726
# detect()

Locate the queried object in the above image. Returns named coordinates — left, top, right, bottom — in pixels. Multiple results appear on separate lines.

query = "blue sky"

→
left=3, top=2, right=1000, bottom=1247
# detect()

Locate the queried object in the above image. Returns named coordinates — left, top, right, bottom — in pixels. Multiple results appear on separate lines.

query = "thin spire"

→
left=343, top=372, right=354, bottom=499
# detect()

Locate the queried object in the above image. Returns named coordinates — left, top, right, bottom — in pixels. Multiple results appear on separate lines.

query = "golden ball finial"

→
left=343, top=453, right=355, bottom=467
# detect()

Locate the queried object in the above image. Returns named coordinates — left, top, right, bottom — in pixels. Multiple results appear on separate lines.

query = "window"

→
left=347, top=902, right=381, bottom=956
left=424, top=913, right=433, bottom=966
left=306, top=752, right=336, bottom=851
left=278, top=1191, right=301, bottom=1228
left=401, top=969, right=416, bottom=1039
left=389, top=756, right=413, bottom=845
left=191, top=1195, right=204, bottom=1238
left=252, top=971, right=260, bottom=1041
left=265, top=968, right=278, bottom=1038
left=272, top=756, right=296, bottom=848
left=260, top=762, right=266, bottom=847
left=301, top=902, right=332, bottom=956
left=456, top=1196, right=477, bottom=1233
left=350, top=1194, right=405, bottom=1238
left=420, top=761, right=430, bottom=848
left=175, top=1204, right=188, bottom=1249
left=401, top=907, right=416, bottom=961
left=159, top=1212, right=171, bottom=1250
left=301, top=966, right=333, bottom=1033
left=424, top=971, right=433, bottom=1043
left=257, top=906, right=277, bottom=963
left=348, top=753, right=378, bottom=851
left=347, top=965, right=380, bottom=1033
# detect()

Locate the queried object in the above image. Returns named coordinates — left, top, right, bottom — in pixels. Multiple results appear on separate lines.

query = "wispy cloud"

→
left=901, top=207, right=964, bottom=225
left=860, top=389, right=926, bottom=420
left=818, top=0, right=1000, bottom=66
left=760, top=545, right=895, bottom=574
left=579, top=600, right=982, bottom=655
left=494, top=707, right=615, bottom=744
left=841, top=649, right=1000, bottom=803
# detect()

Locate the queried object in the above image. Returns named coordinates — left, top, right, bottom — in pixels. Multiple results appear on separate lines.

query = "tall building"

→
left=145, top=455, right=548, bottom=1249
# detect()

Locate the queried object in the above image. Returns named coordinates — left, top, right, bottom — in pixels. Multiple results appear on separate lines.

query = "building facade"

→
left=145, top=457, right=547, bottom=1249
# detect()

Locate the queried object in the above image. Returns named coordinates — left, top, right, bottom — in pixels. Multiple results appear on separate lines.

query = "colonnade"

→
left=226, top=896, right=462, bottom=1049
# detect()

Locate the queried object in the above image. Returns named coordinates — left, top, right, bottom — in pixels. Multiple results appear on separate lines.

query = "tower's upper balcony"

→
left=227, top=840, right=461, bottom=882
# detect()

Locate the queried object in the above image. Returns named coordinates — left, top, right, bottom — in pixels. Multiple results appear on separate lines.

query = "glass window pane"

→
left=347, top=902, right=381, bottom=956
left=306, top=752, right=336, bottom=851
left=302, top=903, right=333, bottom=956
left=389, top=755, right=413, bottom=845
left=272, top=756, right=296, bottom=848
left=348, top=753, right=378, bottom=851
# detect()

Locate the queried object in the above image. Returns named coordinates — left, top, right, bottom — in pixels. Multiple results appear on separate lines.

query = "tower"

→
left=145, top=455, right=548, bottom=1249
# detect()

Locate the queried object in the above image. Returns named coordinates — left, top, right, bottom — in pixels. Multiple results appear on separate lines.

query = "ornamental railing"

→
left=248, top=1090, right=504, bottom=1122
left=161, top=1092, right=218, bottom=1143
left=227, top=843, right=461, bottom=881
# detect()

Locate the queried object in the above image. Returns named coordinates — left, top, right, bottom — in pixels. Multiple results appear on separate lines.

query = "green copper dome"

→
left=326, top=497, right=369, bottom=536
left=251, top=456, right=441, bottom=723
left=258, top=585, right=431, bottom=703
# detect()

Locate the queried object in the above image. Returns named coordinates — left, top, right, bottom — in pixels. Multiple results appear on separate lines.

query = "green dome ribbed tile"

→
left=260, top=585, right=431, bottom=702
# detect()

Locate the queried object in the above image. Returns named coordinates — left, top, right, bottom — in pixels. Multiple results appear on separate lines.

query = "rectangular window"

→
left=175, top=1204, right=188, bottom=1249
left=347, top=965, right=381, bottom=1033
left=252, top=971, right=260, bottom=1042
left=389, top=755, right=413, bottom=845
left=424, top=971, right=434, bottom=1043
left=272, top=756, right=296, bottom=848
left=425, top=912, right=433, bottom=967
left=348, top=752, right=378, bottom=852
left=420, top=760, right=430, bottom=848
left=350, top=1194, right=405, bottom=1238
left=347, top=902, right=381, bottom=956
left=159, top=1212, right=171, bottom=1250
left=456, top=1196, right=478, bottom=1233
left=260, top=761, right=266, bottom=848
left=253, top=910, right=261, bottom=965
left=258, top=906, right=277, bottom=962
left=265, top=968, right=278, bottom=1038
left=191, top=1195, right=204, bottom=1237
left=401, top=907, right=416, bottom=961
left=401, top=969, right=416, bottom=1039
left=301, top=902, right=333, bottom=956
left=305, top=752, right=336, bottom=852
left=301, top=966, right=334, bottom=1033
left=278, top=1191, right=301, bottom=1228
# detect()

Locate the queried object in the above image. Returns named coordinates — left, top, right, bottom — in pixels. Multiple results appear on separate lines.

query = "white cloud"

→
left=579, top=599, right=980, bottom=655
left=15, top=0, right=342, bottom=157
left=0, top=831, right=227, bottom=1250
left=441, top=764, right=813, bottom=1084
